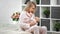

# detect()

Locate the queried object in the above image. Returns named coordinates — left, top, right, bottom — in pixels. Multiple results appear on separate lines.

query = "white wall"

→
left=0, top=0, right=22, bottom=24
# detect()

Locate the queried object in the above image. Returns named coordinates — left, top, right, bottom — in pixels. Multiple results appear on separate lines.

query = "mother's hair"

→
left=24, top=1, right=36, bottom=13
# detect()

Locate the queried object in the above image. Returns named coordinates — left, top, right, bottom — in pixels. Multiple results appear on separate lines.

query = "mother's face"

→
left=29, top=4, right=36, bottom=13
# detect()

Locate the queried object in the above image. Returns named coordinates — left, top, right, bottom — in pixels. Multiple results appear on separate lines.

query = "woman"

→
left=19, top=1, right=47, bottom=34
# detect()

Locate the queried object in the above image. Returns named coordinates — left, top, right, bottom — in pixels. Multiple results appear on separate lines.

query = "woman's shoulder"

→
left=21, top=11, right=26, bottom=15
left=20, top=11, right=26, bottom=18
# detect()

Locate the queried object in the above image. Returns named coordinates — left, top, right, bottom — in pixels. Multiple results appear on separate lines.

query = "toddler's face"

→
left=35, top=17, right=40, bottom=22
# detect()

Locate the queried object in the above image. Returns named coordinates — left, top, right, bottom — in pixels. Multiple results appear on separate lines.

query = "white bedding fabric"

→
left=0, top=22, right=31, bottom=34
left=0, top=29, right=31, bottom=34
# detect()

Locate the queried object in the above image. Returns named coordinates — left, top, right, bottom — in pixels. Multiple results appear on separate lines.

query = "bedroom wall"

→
left=0, top=0, right=22, bottom=25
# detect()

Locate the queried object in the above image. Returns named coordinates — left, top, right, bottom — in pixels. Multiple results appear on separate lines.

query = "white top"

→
left=19, top=11, right=37, bottom=29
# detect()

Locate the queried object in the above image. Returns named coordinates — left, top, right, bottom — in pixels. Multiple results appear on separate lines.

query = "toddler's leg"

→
left=26, top=26, right=40, bottom=34
left=39, top=26, right=47, bottom=34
